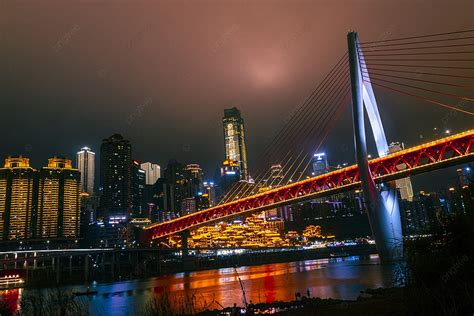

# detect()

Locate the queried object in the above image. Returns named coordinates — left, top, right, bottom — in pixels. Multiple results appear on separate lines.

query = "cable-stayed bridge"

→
left=144, top=30, right=474, bottom=261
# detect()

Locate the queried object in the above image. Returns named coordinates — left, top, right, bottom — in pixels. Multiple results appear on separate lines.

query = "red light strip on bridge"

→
left=144, top=130, right=474, bottom=240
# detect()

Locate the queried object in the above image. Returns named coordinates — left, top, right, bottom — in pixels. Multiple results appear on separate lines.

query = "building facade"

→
left=76, top=146, right=95, bottom=195
left=219, top=159, right=241, bottom=195
left=163, top=159, right=187, bottom=217
left=312, top=153, right=329, bottom=176
left=131, top=160, right=146, bottom=218
left=0, top=157, right=36, bottom=240
left=270, top=164, right=283, bottom=187
left=140, top=162, right=161, bottom=185
left=99, top=134, right=132, bottom=217
left=185, top=164, right=204, bottom=197
left=203, top=181, right=216, bottom=207
left=37, top=157, right=81, bottom=238
left=223, top=107, right=248, bottom=180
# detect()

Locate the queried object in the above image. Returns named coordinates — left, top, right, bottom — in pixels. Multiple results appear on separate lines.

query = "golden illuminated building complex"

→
left=165, top=213, right=334, bottom=249
left=0, top=157, right=36, bottom=240
left=37, top=157, right=81, bottom=238
left=189, top=214, right=289, bottom=248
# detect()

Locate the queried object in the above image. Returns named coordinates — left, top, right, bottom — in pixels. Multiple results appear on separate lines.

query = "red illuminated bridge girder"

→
left=144, top=130, right=474, bottom=240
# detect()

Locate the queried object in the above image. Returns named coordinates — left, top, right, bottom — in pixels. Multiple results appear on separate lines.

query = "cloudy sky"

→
left=1, top=0, right=473, bottom=189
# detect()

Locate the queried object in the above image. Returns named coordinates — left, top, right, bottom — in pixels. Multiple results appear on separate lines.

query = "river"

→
left=1, top=254, right=400, bottom=315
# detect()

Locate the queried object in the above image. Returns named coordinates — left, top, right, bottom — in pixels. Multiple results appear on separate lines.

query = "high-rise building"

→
left=456, top=167, right=470, bottom=187
left=203, top=181, right=216, bottom=207
left=219, top=159, right=240, bottom=193
left=99, top=134, right=132, bottom=217
left=312, top=153, right=329, bottom=176
left=140, top=162, right=161, bottom=185
left=163, top=159, right=187, bottom=217
left=185, top=164, right=204, bottom=197
left=181, top=197, right=196, bottom=215
left=0, top=157, right=36, bottom=240
left=389, top=142, right=414, bottom=201
left=270, top=164, right=283, bottom=186
left=223, top=107, right=248, bottom=180
left=131, top=160, right=146, bottom=217
left=37, top=157, right=81, bottom=238
left=76, top=146, right=95, bottom=195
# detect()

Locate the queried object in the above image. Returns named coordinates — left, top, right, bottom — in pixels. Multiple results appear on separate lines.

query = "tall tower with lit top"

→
left=37, top=157, right=81, bottom=238
left=76, top=146, right=95, bottom=195
left=223, top=107, right=248, bottom=180
left=0, top=156, right=36, bottom=240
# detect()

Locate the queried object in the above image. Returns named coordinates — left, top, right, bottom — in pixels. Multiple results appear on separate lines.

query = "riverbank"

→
left=198, top=287, right=406, bottom=315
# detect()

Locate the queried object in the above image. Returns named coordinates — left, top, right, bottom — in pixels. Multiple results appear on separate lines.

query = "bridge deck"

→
left=144, top=130, right=474, bottom=240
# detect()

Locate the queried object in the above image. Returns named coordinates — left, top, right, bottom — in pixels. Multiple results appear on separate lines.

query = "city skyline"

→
left=0, top=2, right=473, bottom=314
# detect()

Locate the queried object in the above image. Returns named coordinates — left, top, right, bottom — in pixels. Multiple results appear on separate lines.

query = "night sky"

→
left=1, top=0, right=473, bottom=190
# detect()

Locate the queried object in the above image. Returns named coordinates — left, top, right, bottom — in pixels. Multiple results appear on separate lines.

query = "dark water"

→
left=1, top=254, right=399, bottom=315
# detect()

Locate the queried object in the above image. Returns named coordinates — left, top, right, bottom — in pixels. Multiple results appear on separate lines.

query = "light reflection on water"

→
left=1, top=255, right=399, bottom=315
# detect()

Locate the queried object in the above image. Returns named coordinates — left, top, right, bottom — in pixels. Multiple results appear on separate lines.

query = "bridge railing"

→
left=144, top=130, right=473, bottom=240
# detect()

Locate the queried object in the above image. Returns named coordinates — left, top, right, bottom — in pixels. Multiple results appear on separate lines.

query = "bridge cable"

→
left=361, top=67, right=474, bottom=80
left=363, top=80, right=474, bottom=116
left=362, top=71, right=474, bottom=90
left=359, top=29, right=474, bottom=45
left=263, top=79, right=351, bottom=191
left=359, top=36, right=474, bottom=49
left=360, top=43, right=474, bottom=53
left=219, top=54, right=350, bottom=203
left=235, top=63, right=351, bottom=199
left=362, top=76, right=474, bottom=102
left=269, top=79, right=351, bottom=188
left=217, top=53, right=349, bottom=204
left=297, top=90, right=352, bottom=181
left=290, top=88, right=351, bottom=183
left=235, top=65, right=351, bottom=200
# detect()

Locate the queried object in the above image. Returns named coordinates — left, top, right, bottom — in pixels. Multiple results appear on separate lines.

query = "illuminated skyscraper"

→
left=132, top=160, right=146, bottom=217
left=0, top=157, right=36, bottom=240
left=312, top=153, right=329, bottom=176
left=185, top=164, right=204, bottom=197
left=181, top=197, right=196, bottom=215
left=223, top=107, right=248, bottom=180
left=203, top=181, right=216, bottom=207
left=99, top=134, right=132, bottom=216
left=270, top=164, right=283, bottom=186
left=163, top=159, right=186, bottom=217
left=76, top=146, right=95, bottom=194
left=37, top=157, right=81, bottom=238
left=389, top=142, right=414, bottom=201
left=140, top=162, right=161, bottom=185
left=220, top=159, right=240, bottom=192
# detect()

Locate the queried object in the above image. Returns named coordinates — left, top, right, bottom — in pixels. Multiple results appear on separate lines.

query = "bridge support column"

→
left=84, top=255, right=89, bottom=282
left=348, top=31, right=403, bottom=262
left=24, top=259, right=29, bottom=282
left=111, top=253, right=115, bottom=277
left=181, top=230, right=190, bottom=259
left=56, top=257, right=60, bottom=284
left=180, top=230, right=192, bottom=270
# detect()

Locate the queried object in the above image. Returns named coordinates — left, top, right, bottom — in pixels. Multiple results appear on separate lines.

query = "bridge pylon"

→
left=347, top=32, right=403, bottom=262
